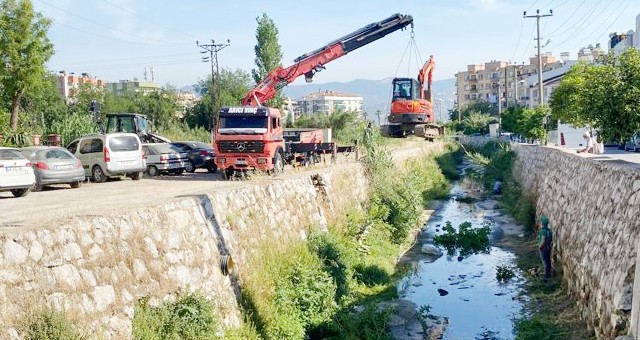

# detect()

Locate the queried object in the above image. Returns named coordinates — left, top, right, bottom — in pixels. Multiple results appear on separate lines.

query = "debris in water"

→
left=437, top=288, right=449, bottom=296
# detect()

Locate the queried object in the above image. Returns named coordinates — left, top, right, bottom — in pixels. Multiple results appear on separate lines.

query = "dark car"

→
left=170, top=141, right=217, bottom=173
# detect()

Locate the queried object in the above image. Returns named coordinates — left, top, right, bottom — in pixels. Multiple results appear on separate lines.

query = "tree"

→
left=185, top=68, right=252, bottom=129
left=0, top=0, right=54, bottom=130
left=550, top=49, right=640, bottom=143
left=252, top=13, right=283, bottom=108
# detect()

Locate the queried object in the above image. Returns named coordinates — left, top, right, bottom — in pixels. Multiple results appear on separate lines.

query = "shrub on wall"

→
left=19, top=308, right=83, bottom=340
left=132, top=292, right=218, bottom=340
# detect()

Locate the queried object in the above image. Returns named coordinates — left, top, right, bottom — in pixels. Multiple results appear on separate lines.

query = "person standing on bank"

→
left=538, top=215, right=553, bottom=279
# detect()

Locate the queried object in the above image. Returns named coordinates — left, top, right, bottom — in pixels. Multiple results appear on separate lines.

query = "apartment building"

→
left=296, top=90, right=363, bottom=115
left=455, top=53, right=562, bottom=110
left=57, top=71, right=106, bottom=99
left=108, top=79, right=159, bottom=95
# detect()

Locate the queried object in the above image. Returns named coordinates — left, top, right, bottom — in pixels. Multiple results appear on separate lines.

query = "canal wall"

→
left=0, top=163, right=368, bottom=339
left=512, top=145, right=640, bottom=339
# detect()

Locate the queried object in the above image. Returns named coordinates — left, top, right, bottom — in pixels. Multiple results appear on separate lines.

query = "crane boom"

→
left=241, top=13, right=414, bottom=106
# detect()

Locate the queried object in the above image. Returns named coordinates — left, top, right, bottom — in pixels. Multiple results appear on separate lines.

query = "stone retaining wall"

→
left=0, top=163, right=367, bottom=339
left=513, top=145, right=640, bottom=338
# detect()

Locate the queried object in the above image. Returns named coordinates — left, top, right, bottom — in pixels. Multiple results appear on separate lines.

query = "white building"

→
left=296, top=90, right=363, bottom=115
left=609, top=13, right=640, bottom=55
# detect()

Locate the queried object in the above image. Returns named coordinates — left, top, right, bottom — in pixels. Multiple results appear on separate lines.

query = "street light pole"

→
left=197, top=39, right=230, bottom=144
left=524, top=9, right=553, bottom=106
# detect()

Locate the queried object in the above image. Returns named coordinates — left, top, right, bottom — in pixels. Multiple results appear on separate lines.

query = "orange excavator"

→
left=382, top=55, right=444, bottom=139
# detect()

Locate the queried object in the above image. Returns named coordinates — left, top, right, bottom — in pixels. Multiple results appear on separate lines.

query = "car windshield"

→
left=192, top=142, right=213, bottom=149
left=0, top=149, right=24, bottom=160
left=109, top=136, right=140, bottom=152
left=43, top=149, right=74, bottom=159
left=219, top=116, right=267, bottom=129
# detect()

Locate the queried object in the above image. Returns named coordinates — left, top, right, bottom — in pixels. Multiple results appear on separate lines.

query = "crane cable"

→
left=386, top=25, right=425, bottom=116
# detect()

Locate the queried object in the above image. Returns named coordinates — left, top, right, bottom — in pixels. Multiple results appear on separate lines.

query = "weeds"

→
left=132, top=291, right=218, bottom=340
left=433, top=221, right=491, bottom=257
left=19, top=308, right=83, bottom=340
left=496, top=265, right=515, bottom=282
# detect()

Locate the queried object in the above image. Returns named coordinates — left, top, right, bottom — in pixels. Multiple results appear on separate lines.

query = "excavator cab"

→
left=392, top=78, right=419, bottom=100
left=104, top=113, right=171, bottom=143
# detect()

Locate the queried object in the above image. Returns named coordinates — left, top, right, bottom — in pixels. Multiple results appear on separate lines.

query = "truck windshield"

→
left=219, top=116, right=268, bottom=129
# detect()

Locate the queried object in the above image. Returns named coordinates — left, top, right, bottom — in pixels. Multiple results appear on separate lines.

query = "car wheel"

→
left=33, top=183, right=43, bottom=192
left=130, top=171, right=143, bottom=180
left=147, top=165, right=159, bottom=177
left=92, top=165, right=107, bottom=183
left=185, top=160, right=195, bottom=173
left=273, top=152, right=284, bottom=175
left=171, top=169, right=184, bottom=175
left=70, top=181, right=82, bottom=189
left=207, top=164, right=217, bottom=173
left=10, top=187, right=31, bottom=197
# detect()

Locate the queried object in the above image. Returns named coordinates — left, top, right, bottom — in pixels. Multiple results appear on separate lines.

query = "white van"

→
left=66, top=133, right=146, bottom=182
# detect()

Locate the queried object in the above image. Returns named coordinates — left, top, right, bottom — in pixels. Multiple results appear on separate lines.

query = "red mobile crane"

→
left=215, top=13, right=414, bottom=178
left=382, top=55, right=443, bottom=139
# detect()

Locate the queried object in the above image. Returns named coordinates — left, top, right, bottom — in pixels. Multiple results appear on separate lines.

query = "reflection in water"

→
left=399, top=183, right=525, bottom=339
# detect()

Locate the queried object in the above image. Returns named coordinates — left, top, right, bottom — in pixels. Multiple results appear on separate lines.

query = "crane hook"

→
left=410, top=22, right=415, bottom=39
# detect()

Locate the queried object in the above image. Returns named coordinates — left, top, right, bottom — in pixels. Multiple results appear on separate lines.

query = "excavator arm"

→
left=241, top=13, right=414, bottom=106
left=417, top=55, right=435, bottom=101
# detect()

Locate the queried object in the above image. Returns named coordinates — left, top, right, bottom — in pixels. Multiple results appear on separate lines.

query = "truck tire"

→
left=273, top=152, right=284, bottom=175
left=130, top=171, right=143, bottom=180
left=223, top=169, right=234, bottom=180
left=92, top=165, right=107, bottom=183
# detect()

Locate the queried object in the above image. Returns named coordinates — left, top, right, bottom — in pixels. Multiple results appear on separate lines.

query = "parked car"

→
left=66, top=133, right=146, bottom=183
left=170, top=141, right=217, bottom=173
left=624, top=133, right=640, bottom=152
left=20, top=146, right=85, bottom=191
left=142, top=143, right=189, bottom=176
left=0, top=147, right=36, bottom=197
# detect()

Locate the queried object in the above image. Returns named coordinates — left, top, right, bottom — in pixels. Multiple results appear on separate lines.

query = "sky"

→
left=32, top=0, right=640, bottom=89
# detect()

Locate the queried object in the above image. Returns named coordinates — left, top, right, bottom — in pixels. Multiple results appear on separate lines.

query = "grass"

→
left=19, top=308, right=84, bottom=340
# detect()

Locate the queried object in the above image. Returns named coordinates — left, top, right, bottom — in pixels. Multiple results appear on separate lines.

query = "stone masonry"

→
left=513, top=145, right=640, bottom=338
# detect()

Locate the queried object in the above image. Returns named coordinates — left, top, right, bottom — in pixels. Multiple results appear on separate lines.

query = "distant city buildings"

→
left=107, top=79, right=159, bottom=95
left=455, top=13, right=640, bottom=112
left=293, top=90, right=363, bottom=116
left=57, top=71, right=106, bottom=99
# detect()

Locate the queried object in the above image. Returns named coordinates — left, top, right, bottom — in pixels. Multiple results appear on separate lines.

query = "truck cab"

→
left=214, top=106, right=285, bottom=177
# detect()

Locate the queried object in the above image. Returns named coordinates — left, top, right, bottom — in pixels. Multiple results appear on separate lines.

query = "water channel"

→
left=396, top=179, right=528, bottom=339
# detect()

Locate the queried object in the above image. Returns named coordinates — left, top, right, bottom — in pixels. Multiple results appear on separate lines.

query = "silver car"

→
left=624, top=133, right=640, bottom=152
left=20, top=146, right=85, bottom=191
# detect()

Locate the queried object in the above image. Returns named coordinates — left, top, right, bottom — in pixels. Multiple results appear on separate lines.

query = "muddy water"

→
left=398, top=182, right=526, bottom=339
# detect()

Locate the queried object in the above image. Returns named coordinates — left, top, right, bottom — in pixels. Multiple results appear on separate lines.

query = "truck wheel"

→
left=92, top=165, right=107, bottom=183
left=273, top=152, right=284, bottom=175
left=70, top=181, right=82, bottom=189
left=147, top=165, right=159, bottom=177
left=207, top=164, right=217, bottom=173
left=223, top=169, right=234, bottom=180
left=185, top=160, right=195, bottom=173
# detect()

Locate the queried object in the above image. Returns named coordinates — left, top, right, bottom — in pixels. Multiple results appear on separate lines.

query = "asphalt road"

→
left=556, top=145, right=640, bottom=170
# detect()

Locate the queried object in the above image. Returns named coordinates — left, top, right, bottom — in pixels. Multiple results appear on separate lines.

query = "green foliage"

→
left=550, top=48, right=640, bottom=143
left=433, top=221, right=491, bottom=257
left=19, top=308, right=83, bottom=340
left=329, top=304, right=394, bottom=340
left=252, top=13, right=283, bottom=108
left=293, top=110, right=366, bottom=145
left=158, top=123, right=210, bottom=143
left=496, top=265, right=515, bottom=282
left=435, top=144, right=463, bottom=180
left=515, top=315, right=568, bottom=340
left=449, top=100, right=495, bottom=123
left=0, top=0, right=54, bottom=130
left=308, top=232, right=354, bottom=302
left=499, top=105, right=548, bottom=142
left=132, top=292, right=218, bottom=340
left=44, top=111, right=97, bottom=146
left=185, top=68, right=252, bottom=128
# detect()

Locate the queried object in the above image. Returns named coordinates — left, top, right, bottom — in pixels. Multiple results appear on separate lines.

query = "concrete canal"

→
left=397, top=178, right=528, bottom=339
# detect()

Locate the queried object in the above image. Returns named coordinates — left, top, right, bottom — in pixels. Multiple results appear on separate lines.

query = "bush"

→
left=20, top=308, right=83, bottom=340
left=433, top=221, right=491, bottom=257
left=133, top=292, right=218, bottom=340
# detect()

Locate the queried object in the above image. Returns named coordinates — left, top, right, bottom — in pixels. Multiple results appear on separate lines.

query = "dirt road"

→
left=0, top=140, right=437, bottom=230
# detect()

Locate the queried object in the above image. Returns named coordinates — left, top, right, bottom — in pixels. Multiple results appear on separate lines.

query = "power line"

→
left=197, top=39, right=230, bottom=143
left=100, top=0, right=199, bottom=40
left=547, top=1, right=608, bottom=49
left=547, top=0, right=603, bottom=41
left=524, top=9, right=553, bottom=106
left=544, top=0, right=587, bottom=36
left=35, top=0, right=189, bottom=46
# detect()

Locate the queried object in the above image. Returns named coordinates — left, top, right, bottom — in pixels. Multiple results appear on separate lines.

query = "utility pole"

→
left=197, top=39, right=230, bottom=144
left=524, top=9, right=553, bottom=106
